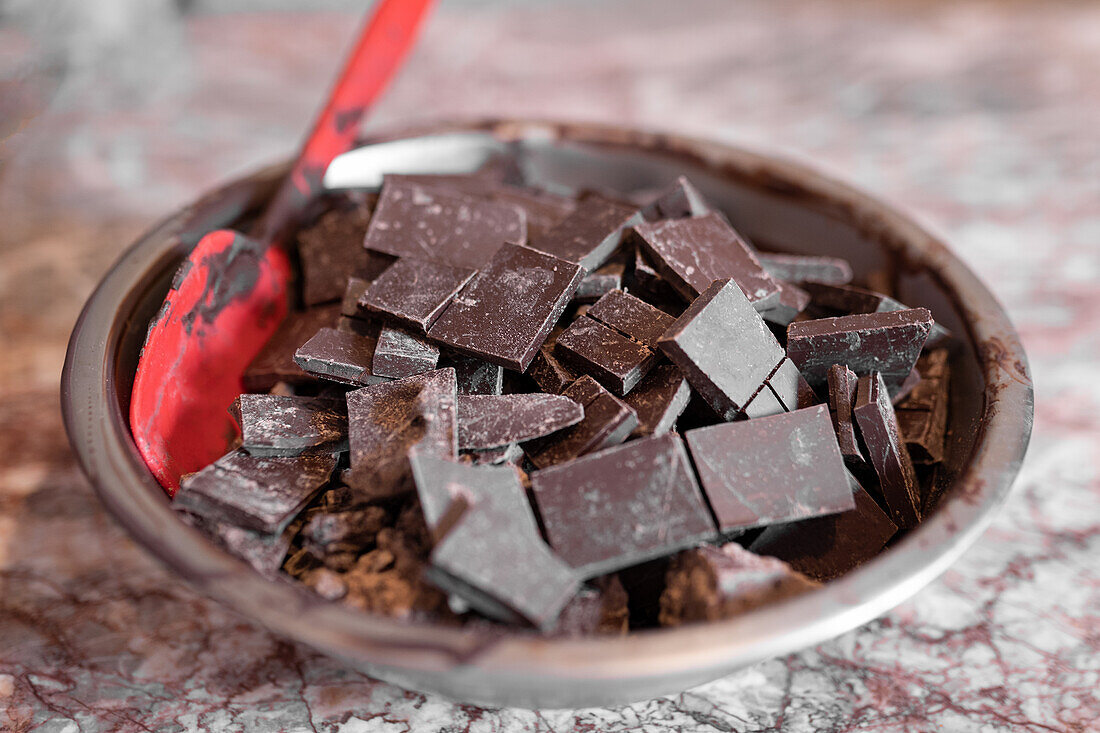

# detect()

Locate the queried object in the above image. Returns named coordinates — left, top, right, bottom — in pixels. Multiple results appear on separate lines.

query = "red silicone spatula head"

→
left=131, top=0, right=437, bottom=494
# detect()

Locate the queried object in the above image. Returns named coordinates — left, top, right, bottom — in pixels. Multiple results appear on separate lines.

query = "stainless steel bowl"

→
left=61, top=120, right=1033, bottom=708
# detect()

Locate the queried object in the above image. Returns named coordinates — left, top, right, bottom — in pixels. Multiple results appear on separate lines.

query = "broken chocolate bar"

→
left=234, top=394, right=347, bottom=457
left=896, top=349, right=950, bottom=464
left=586, top=289, right=676, bottom=349
left=640, top=176, right=711, bottom=221
left=554, top=316, right=658, bottom=395
left=853, top=372, right=921, bottom=529
left=294, top=327, right=392, bottom=386
left=372, top=326, right=441, bottom=379
left=826, top=364, right=866, bottom=469
left=446, top=353, right=504, bottom=396
left=529, top=195, right=641, bottom=270
left=759, top=279, right=811, bottom=327
left=244, top=304, right=339, bottom=391
left=456, top=393, right=583, bottom=449
left=803, top=281, right=952, bottom=346
left=523, top=376, right=638, bottom=469
left=757, top=253, right=854, bottom=285
left=358, top=256, right=476, bottom=333
left=573, top=260, right=626, bottom=304
left=528, top=342, right=577, bottom=394
left=622, top=364, right=691, bottom=438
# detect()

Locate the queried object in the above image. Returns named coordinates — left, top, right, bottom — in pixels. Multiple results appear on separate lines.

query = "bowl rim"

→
left=61, top=118, right=1033, bottom=705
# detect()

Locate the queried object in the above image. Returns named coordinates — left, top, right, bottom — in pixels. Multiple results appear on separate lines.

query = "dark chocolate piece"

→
left=554, top=316, right=657, bottom=395
left=340, top=276, right=372, bottom=319
left=891, top=368, right=922, bottom=405
left=896, top=349, right=950, bottom=464
left=234, top=394, right=348, bottom=457
left=640, top=176, right=711, bottom=221
left=523, top=376, right=638, bottom=469
left=530, top=433, right=716, bottom=577
left=803, top=281, right=951, bottom=346
left=763, top=358, right=804, bottom=413
left=757, top=254, right=854, bottom=285
left=586, top=289, right=676, bottom=348
left=180, top=510, right=301, bottom=578
left=372, top=326, right=441, bottom=379
left=826, top=364, right=866, bottom=468
left=685, top=405, right=855, bottom=534
left=294, top=327, right=391, bottom=386
left=657, top=279, right=786, bottom=420
left=573, top=261, right=626, bottom=304
left=244, top=304, right=339, bottom=391
left=363, top=178, right=526, bottom=269
left=296, top=202, right=374, bottom=306
left=853, top=372, right=921, bottom=529
left=446, top=353, right=504, bottom=395
left=630, top=247, right=685, bottom=308
left=741, top=381, right=786, bottom=419
left=786, top=308, right=933, bottom=394
left=358, top=256, right=476, bottom=333
left=658, top=544, right=819, bottom=625
left=175, top=450, right=336, bottom=534
left=759, top=280, right=811, bottom=327
left=528, top=342, right=577, bottom=394
left=750, top=471, right=897, bottom=581
left=428, top=244, right=585, bottom=372
left=456, top=394, right=584, bottom=449
left=529, top=195, right=641, bottom=270
left=633, top=213, right=780, bottom=307
left=622, top=364, right=691, bottom=438
left=551, top=575, right=629, bottom=636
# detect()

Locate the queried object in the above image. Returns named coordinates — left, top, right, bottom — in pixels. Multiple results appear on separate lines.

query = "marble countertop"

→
left=1, top=1, right=1097, bottom=730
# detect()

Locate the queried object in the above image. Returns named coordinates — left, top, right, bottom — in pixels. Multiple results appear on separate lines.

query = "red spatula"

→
left=131, top=0, right=436, bottom=494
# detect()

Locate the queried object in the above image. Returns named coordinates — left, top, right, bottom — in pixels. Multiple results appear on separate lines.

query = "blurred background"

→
left=1, top=1, right=1098, bottom=730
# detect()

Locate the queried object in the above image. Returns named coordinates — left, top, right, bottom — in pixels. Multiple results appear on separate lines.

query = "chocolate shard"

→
left=456, top=393, right=584, bottom=449
left=179, top=510, right=301, bottom=578
left=586, top=289, right=676, bottom=348
left=296, top=202, right=374, bottom=306
left=550, top=575, right=630, bottom=636
left=759, top=280, right=811, bottom=327
left=446, top=353, right=504, bottom=395
left=428, top=244, right=585, bottom=372
left=750, top=470, right=898, bottom=581
left=896, top=349, right=951, bottom=464
left=528, top=340, right=578, bottom=394
left=657, top=278, right=786, bottom=420
left=345, top=368, right=457, bottom=500
left=294, top=327, right=392, bottom=386
left=363, top=178, right=527, bottom=269
left=372, top=325, right=441, bottom=379
left=826, top=364, right=867, bottom=469
left=358, top=256, right=476, bottom=333
left=757, top=253, right=854, bottom=285
left=658, top=544, right=819, bottom=626
left=786, top=308, right=933, bottom=394
left=340, top=276, right=373, bottom=319
left=640, top=175, right=711, bottom=221
left=244, top=304, right=339, bottom=391
left=630, top=247, right=686, bottom=308
left=530, top=433, right=717, bottom=578
left=529, top=195, right=641, bottom=270
left=803, top=281, right=952, bottom=346
left=573, top=260, right=626, bottom=304
left=622, top=364, right=691, bottom=438
left=632, top=212, right=781, bottom=308
left=523, top=376, right=638, bottom=469
left=554, top=315, right=658, bottom=395
left=234, top=394, right=348, bottom=457
left=175, top=450, right=336, bottom=534
left=685, top=405, right=855, bottom=534
left=853, top=372, right=921, bottom=529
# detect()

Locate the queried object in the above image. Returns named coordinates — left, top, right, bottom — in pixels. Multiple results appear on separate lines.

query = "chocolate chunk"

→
left=372, top=326, right=441, bottom=379
left=786, top=308, right=933, bottom=394
left=657, top=279, right=786, bottom=420
left=685, top=405, right=855, bottom=534
left=340, top=276, right=373, bottom=319
left=175, top=450, right=336, bottom=534
left=586, top=289, right=676, bottom=348
left=244, top=304, right=340, bottom=391
left=826, top=364, right=866, bottom=468
left=551, top=575, right=630, bottom=636
left=294, top=327, right=392, bottom=386
left=757, top=254, right=854, bottom=285
left=891, top=368, right=922, bottom=405
left=853, top=372, right=921, bottom=529
left=456, top=394, right=584, bottom=449
left=234, top=394, right=348, bottom=457
left=428, top=244, right=585, bottom=371
left=630, top=247, right=685, bottom=308
left=523, top=376, right=638, bottom=469
left=531, top=433, right=716, bottom=577
left=296, top=202, right=374, bottom=306
left=640, top=176, right=711, bottom=221
left=363, top=178, right=526, bottom=269
left=896, top=349, right=951, bottom=464
left=803, top=282, right=952, bottom=346
left=181, top=510, right=301, bottom=578
left=358, top=257, right=476, bottom=333
left=529, top=195, right=641, bottom=270
left=633, top=213, right=780, bottom=307
left=658, top=544, right=819, bottom=625
left=623, top=364, right=691, bottom=438
left=554, top=316, right=658, bottom=395
left=528, top=341, right=578, bottom=394
left=573, top=261, right=626, bottom=304
left=446, top=353, right=504, bottom=395
left=345, top=368, right=457, bottom=499
left=750, top=471, right=897, bottom=581
left=759, top=280, right=811, bottom=327
left=409, top=452, right=523, bottom=533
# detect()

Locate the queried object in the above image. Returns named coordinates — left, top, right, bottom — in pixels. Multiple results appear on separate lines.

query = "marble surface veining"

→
left=1, top=1, right=1098, bottom=730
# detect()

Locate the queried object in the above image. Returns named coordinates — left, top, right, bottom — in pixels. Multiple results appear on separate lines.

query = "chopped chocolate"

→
left=244, top=304, right=340, bottom=391
left=181, top=510, right=302, bottom=578
left=573, top=260, right=626, bottom=304
left=657, top=279, right=786, bottom=420
left=551, top=575, right=630, bottom=636
left=757, top=254, right=854, bottom=285
left=529, top=195, right=641, bottom=270
left=358, top=256, right=476, bottom=333
left=528, top=341, right=578, bottom=394
left=826, top=364, right=866, bottom=469
left=759, top=280, right=812, bottom=327
left=296, top=202, right=374, bottom=306
left=685, top=405, right=855, bottom=534
left=428, top=244, right=585, bottom=371
left=523, top=376, right=638, bottom=469
left=786, top=308, right=933, bottom=394
left=586, top=289, right=676, bottom=348
left=294, top=327, right=391, bottom=386
left=408, top=452, right=524, bottom=532
left=803, top=281, right=952, bottom=346
left=633, top=212, right=781, bottom=307
left=446, top=353, right=504, bottom=395
left=853, top=372, right=921, bottom=529
left=372, top=326, right=441, bottom=379
left=554, top=316, right=658, bottom=395
left=622, top=364, right=691, bottom=438
left=342, top=527, right=450, bottom=619
left=896, top=349, right=951, bottom=464
left=363, top=178, right=526, bottom=269
left=762, top=358, right=805, bottom=413
left=640, top=176, right=711, bottom=221
left=175, top=450, right=336, bottom=534
left=750, top=471, right=897, bottom=581
left=530, top=433, right=716, bottom=577
left=234, top=394, right=348, bottom=457
left=630, top=247, right=685, bottom=308
left=741, top=381, right=786, bottom=419
left=456, top=393, right=583, bottom=449
left=658, top=544, right=819, bottom=625
left=340, top=276, right=373, bottom=319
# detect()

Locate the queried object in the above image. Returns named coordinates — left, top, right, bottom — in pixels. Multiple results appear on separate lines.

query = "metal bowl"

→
left=61, top=120, right=1033, bottom=708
